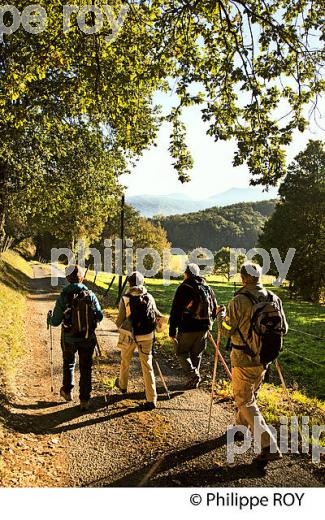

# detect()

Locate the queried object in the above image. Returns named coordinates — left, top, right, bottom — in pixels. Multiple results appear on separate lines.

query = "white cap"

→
left=185, top=263, right=200, bottom=276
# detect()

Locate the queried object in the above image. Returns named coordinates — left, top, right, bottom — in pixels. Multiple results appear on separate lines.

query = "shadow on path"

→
left=86, top=432, right=267, bottom=487
left=3, top=389, right=184, bottom=436
left=87, top=433, right=236, bottom=487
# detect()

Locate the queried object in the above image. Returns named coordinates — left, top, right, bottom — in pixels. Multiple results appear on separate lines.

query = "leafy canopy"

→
left=259, top=140, right=325, bottom=302
left=1, top=0, right=324, bottom=185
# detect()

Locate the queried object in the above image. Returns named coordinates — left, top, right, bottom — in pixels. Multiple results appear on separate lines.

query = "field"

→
left=84, top=269, right=325, bottom=400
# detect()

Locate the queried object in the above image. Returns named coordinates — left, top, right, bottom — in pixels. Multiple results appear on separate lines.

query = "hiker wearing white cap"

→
left=221, top=263, right=288, bottom=462
left=169, top=263, right=217, bottom=389
left=115, top=271, right=163, bottom=410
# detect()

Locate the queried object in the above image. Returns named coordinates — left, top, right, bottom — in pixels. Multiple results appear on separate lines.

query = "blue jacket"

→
left=49, top=283, right=103, bottom=343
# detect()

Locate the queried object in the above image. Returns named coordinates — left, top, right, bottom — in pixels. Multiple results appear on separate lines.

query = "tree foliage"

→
left=2, top=123, right=125, bottom=249
left=214, top=246, right=245, bottom=280
left=0, top=0, right=161, bottom=248
left=0, top=0, right=324, bottom=249
left=259, top=140, right=325, bottom=302
left=97, top=204, right=171, bottom=270
left=124, top=0, right=324, bottom=183
left=154, top=200, right=276, bottom=251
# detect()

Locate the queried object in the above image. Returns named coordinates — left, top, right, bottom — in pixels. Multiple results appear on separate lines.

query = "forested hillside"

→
left=153, top=201, right=276, bottom=252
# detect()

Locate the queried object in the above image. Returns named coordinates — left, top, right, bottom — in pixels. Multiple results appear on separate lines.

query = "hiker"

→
left=47, top=264, right=103, bottom=411
left=115, top=271, right=163, bottom=411
left=169, top=263, right=217, bottom=389
left=220, top=262, right=288, bottom=462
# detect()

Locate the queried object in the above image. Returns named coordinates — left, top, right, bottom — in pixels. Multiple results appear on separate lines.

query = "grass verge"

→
left=216, top=380, right=325, bottom=449
left=0, top=251, right=32, bottom=393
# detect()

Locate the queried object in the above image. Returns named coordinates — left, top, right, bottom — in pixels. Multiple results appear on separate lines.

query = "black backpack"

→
left=63, top=288, right=97, bottom=339
left=126, top=293, right=156, bottom=336
left=184, top=280, right=215, bottom=321
left=238, top=291, right=286, bottom=366
left=126, top=294, right=156, bottom=336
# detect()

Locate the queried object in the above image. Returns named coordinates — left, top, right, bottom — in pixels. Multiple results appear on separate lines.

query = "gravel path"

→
left=2, top=265, right=324, bottom=487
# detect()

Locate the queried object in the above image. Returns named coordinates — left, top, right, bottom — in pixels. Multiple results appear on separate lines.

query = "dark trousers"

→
left=176, top=330, right=208, bottom=379
left=61, top=336, right=96, bottom=401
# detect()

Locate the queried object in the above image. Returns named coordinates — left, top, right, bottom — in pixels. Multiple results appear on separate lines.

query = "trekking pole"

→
left=94, top=338, right=109, bottom=410
left=274, top=360, right=295, bottom=413
left=115, top=276, right=128, bottom=306
left=153, top=344, right=170, bottom=399
left=104, top=275, right=116, bottom=297
left=218, top=351, right=232, bottom=381
left=47, top=311, right=54, bottom=393
left=208, top=331, right=232, bottom=380
left=207, top=324, right=221, bottom=434
left=154, top=358, right=171, bottom=399
left=95, top=338, right=102, bottom=357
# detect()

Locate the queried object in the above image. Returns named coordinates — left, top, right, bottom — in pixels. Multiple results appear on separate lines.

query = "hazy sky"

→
left=121, top=92, right=325, bottom=198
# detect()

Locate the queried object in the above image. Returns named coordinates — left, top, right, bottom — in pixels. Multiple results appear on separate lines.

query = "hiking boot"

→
left=60, top=387, right=73, bottom=402
left=139, top=402, right=157, bottom=411
left=185, top=376, right=201, bottom=390
left=80, top=400, right=90, bottom=411
left=115, top=378, right=127, bottom=394
left=254, top=447, right=283, bottom=463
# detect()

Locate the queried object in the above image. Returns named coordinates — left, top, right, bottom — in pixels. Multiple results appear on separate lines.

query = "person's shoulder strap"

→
left=122, top=295, right=131, bottom=318
left=69, top=285, right=83, bottom=296
left=238, top=290, right=258, bottom=305
left=266, top=290, right=276, bottom=302
left=147, top=292, right=155, bottom=304
left=182, top=282, right=194, bottom=289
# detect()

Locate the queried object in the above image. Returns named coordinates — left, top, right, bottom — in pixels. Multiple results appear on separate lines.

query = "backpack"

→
left=63, top=288, right=97, bottom=339
left=124, top=293, right=156, bottom=336
left=238, top=291, right=286, bottom=366
left=184, top=280, right=215, bottom=321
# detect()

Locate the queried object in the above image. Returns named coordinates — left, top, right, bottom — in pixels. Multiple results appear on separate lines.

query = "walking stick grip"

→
left=47, top=310, right=53, bottom=330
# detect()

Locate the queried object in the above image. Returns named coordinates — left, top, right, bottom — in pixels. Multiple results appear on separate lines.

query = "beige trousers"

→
left=118, top=332, right=157, bottom=404
left=232, top=366, right=278, bottom=450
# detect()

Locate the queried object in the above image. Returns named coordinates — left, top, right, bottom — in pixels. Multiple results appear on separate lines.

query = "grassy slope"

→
left=0, top=251, right=33, bottom=392
left=84, top=270, right=325, bottom=400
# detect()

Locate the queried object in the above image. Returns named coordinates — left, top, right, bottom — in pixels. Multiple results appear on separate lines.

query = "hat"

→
left=65, top=264, right=84, bottom=283
left=128, top=271, right=145, bottom=287
left=240, top=263, right=262, bottom=282
left=185, top=263, right=200, bottom=277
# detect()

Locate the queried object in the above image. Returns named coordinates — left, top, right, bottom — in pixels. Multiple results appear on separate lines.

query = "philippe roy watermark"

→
left=227, top=416, right=325, bottom=463
left=0, top=3, right=129, bottom=43
left=50, top=239, right=296, bottom=287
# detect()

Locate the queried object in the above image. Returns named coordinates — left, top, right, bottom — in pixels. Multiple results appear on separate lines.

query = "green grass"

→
left=0, top=251, right=33, bottom=391
left=84, top=269, right=325, bottom=400
left=217, top=379, right=325, bottom=447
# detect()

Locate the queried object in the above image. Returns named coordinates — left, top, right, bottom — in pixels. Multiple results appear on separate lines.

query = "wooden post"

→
left=118, top=194, right=125, bottom=301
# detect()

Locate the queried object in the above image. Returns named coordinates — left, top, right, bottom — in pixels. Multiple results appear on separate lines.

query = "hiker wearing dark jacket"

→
left=169, top=263, right=217, bottom=389
left=221, top=262, right=288, bottom=462
left=47, top=265, right=103, bottom=411
left=115, top=271, right=163, bottom=411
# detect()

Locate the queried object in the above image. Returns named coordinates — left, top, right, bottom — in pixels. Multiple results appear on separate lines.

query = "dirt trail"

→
left=1, top=265, right=323, bottom=487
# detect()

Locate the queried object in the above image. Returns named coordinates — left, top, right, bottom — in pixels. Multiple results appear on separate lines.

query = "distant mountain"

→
left=125, top=194, right=201, bottom=217
left=207, top=187, right=278, bottom=207
left=127, top=187, right=278, bottom=217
